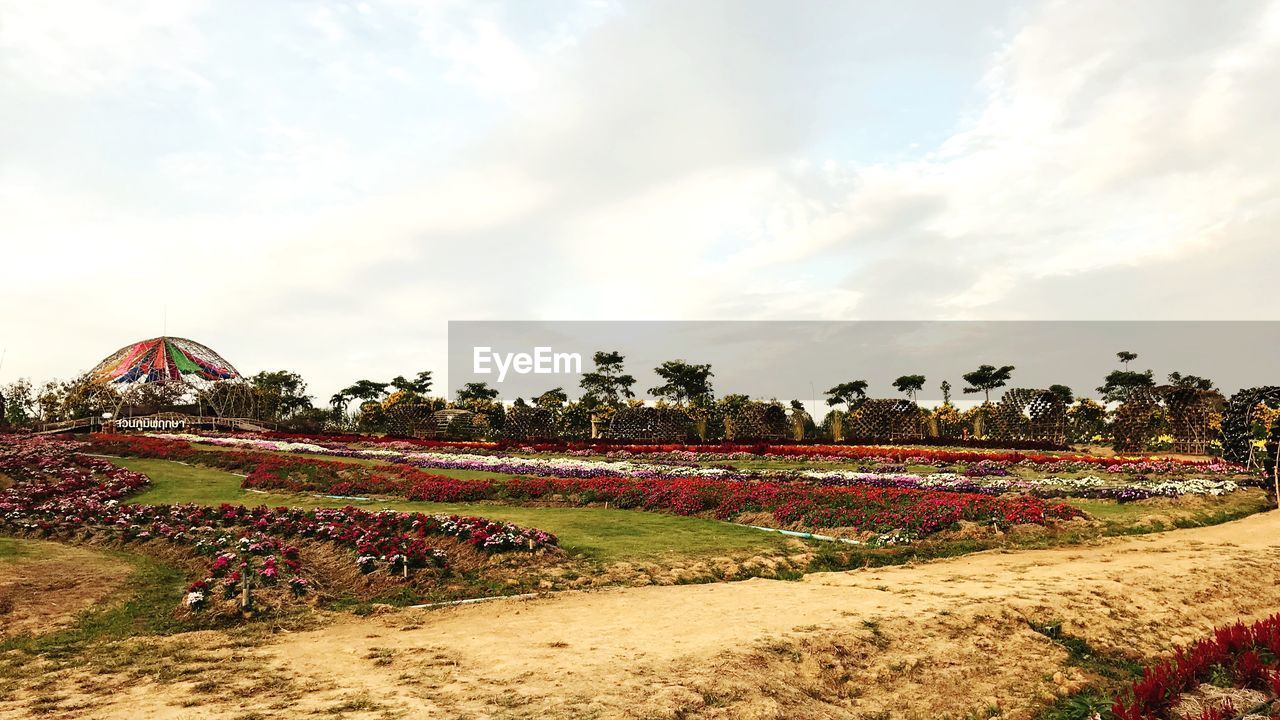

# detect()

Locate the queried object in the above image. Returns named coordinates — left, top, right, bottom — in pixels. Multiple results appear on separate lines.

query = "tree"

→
left=824, top=380, right=868, bottom=412
left=790, top=399, right=806, bottom=412
left=962, top=365, right=1015, bottom=404
left=534, top=387, right=568, bottom=410
left=648, top=360, right=714, bottom=407
left=579, top=351, right=636, bottom=408
left=940, top=380, right=952, bottom=406
left=2, top=379, right=35, bottom=427
left=342, top=379, right=389, bottom=402
left=1097, top=369, right=1155, bottom=403
left=389, top=371, right=433, bottom=396
left=250, top=370, right=313, bottom=420
left=1117, top=351, right=1138, bottom=368
left=1167, top=372, right=1216, bottom=391
left=329, top=392, right=350, bottom=418
left=1067, top=399, right=1109, bottom=443
left=892, top=374, right=926, bottom=402
left=455, top=382, right=499, bottom=403
left=1048, top=384, right=1075, bottom=405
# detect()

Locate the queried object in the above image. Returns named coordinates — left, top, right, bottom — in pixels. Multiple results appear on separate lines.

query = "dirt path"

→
left=13, top=511, right=1280, bottom=720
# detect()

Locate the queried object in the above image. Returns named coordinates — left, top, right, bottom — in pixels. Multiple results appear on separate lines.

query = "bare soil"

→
left=0, top=540, right=131, bottom=640
left=9, top=510, right=1280, bottom=719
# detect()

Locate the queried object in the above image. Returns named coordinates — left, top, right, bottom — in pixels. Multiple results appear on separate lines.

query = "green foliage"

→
left=1167, top=371, right=1215, bottom=391
left=1066, top=399, right=1109, bottom=443
left=962, top=365, right=1015, bottom=403
left=534, top=387, right=568, bottom=410
left=2, top=378, right=35, bottom=427
left=648, top=360, right=714, bottom=407
left=892, top=374, right=926, bottom=401
left=825, top=380, right=868, bottom=411
left=579, top=351, right=636, bottom=409
left=1096, top=369, right=1154, bottom=403
left=249, top=370, right=314, bottom=421
left=1048, top=384, right=1074, bottom=405
left=455, top=382, right=499, bottom=403
left=342, top=379, right=390, bottom=402
left=388, top=371, right=433, bottom=395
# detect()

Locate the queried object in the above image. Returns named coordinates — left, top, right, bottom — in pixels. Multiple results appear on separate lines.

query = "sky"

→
left=3, top=0, right=1280, bottom=403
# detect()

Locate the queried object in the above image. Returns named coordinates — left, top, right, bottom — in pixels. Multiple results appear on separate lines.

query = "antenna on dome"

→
left=163, top=305, right=168, bottom=337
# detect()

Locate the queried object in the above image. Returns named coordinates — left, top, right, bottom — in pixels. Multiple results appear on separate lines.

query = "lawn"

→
left=0, top=537, right=30, bottom=561
left=113, top=458, right=791, bottom=563
left=1062, top=491, right=1273, bottom=531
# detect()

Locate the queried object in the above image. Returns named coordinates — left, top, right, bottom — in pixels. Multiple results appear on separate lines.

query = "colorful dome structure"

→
left=89, top=337, right=241, bottom=388
left=79, top=337, right=253, bottom=420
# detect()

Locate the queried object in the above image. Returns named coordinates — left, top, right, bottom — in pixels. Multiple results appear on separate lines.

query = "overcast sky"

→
left=3, top=0, right=1279, bottom=402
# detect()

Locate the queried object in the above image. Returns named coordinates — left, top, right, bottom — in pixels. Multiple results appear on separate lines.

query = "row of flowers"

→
left=242, top=431, right=1242, bottom=471
left=499, top=476, right=1083, bottom=535
left=0, top=436, right=558, bottom=611
left=140, top=433, right=1245, bottom=501
left=91, top=433, right=1083, bottom=536
left=1111, top=614, right=1280, bottom=719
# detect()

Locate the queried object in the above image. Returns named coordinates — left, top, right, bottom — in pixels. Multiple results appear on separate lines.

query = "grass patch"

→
left=0, top=536, right=34, bottom=561
left=114, top=458, right=790, bottom=562
left=1028, top=619, right=1143, bottom=720
left=0, top=549, right=191, bottom=662
left=1065, top=491, right=1272, bottom=535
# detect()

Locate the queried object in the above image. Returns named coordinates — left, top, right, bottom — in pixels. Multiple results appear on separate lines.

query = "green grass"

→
left=1063, top=492, right=1273, bottom=531
left=114, top=458, right=788, bottom=562
left=0, top=548, right=191, bottom=661
left=0, top=537, right=31, bottom=561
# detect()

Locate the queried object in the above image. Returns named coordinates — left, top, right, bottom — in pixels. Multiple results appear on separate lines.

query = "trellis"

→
left=1164, top=387, right=1222, bottom=455
left=1221, top=386, right=1280, bottom=475
left=724, top=402, right=790, bottom=441
left=1114, top=386, right=1223, bottom=455
left=1112, top=389, right=1164, bottom=453
left=847, top=399, right=924, bottom=441
left=503, top=406, right=556, bottom=440
left=384, top=399, right=439, bottom=438
left=429, top=409, right=480, bottom=439
left=989, top=389, right=1066, bottom=445
left=605, top=407, right=690, bottom=443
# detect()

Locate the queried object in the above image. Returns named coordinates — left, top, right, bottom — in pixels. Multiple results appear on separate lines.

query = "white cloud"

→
left=3, top=0, right=1280, bottom=399
left=0, top=0, right=209, bottom=94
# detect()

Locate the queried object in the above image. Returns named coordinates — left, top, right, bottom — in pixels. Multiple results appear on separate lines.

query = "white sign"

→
left=113, top=417, right=187, bottom=431
left=472, top=346, right=582, bottom=382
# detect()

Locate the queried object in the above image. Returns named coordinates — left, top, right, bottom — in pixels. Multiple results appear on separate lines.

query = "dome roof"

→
left=88, top=336, right=241, bottom=387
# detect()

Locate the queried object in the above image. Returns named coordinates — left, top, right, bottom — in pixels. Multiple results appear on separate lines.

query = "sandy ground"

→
left=9, top=511, right=1280, bottom=719
left=0, top=540, right=130, bottom=640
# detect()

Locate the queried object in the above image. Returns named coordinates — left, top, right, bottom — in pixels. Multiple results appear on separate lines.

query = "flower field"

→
left=89, top=433, right=1083, bottom=537
left=247, top=432, right=1235, bottom=469
left=0, top=436, right=558, bottom=613
left=144, top=431, right=1250, bottom=501
left=1111, top=614, right=1280, bottom=719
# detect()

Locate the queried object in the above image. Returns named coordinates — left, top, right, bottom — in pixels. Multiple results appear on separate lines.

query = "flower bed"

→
left=502, top=476, right=1081, bottom=535
left=1, top=436, right=557, bottom=612
left=90, top=433, right=1082, bottom=536
left=1111, top=614, right=1280, bottom=719
left=138, top=433, right=1247, bottom=501
left=255, top=431, right=1240, bottom=469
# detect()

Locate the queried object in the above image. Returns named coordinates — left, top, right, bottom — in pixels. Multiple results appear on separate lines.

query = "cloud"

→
left=3, top=0, right=1279, bottom=401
